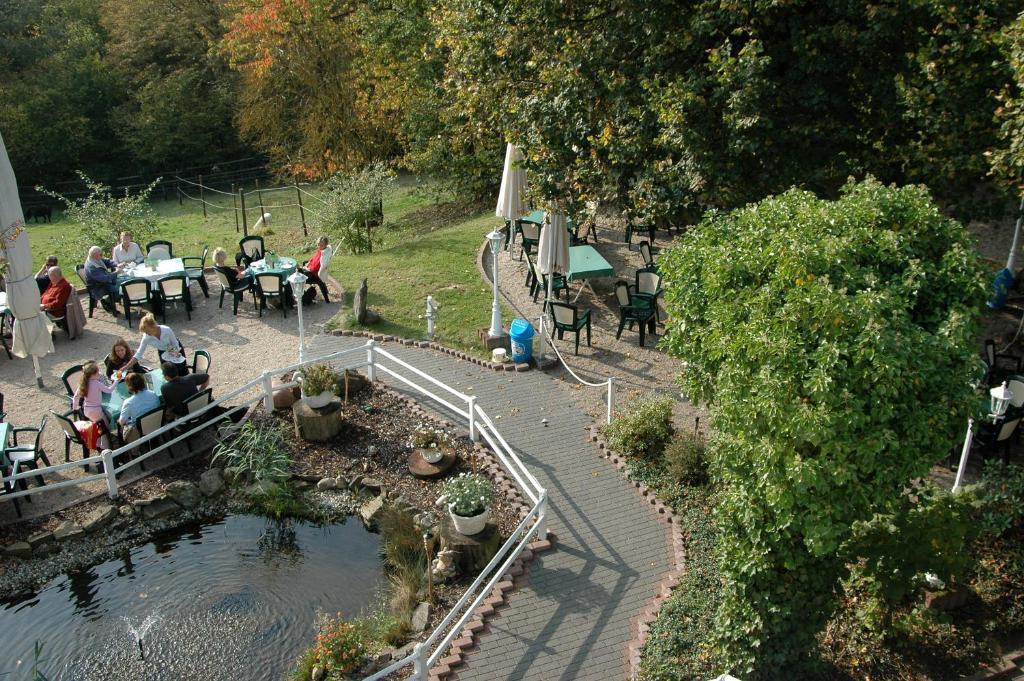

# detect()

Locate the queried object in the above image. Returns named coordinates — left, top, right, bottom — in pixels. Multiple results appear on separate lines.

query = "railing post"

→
left=262, top=370, right=274, bottom=411
left=367, top=340, right=377, bottom=382
left=413, top=641, right=427, bottom=679
left=468, top=396, right=478, bottom=441
left=102, top=449, right=118, bottom=499
left=606, top=376, right=615, bottom=424
left=536, top=489, right=549, bottom=539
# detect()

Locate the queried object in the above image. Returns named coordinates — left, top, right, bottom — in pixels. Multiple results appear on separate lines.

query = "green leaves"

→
left=660, top=179, right=986, bottom=676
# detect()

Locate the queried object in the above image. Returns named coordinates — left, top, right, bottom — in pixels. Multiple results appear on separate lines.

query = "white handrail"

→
left=476, top=423, right=539, bottom=504
left=374, top=364, right=470, bottom=420
left=375, top=346, right=472, bottom=403
left=474, top=406, right=544, bottom=494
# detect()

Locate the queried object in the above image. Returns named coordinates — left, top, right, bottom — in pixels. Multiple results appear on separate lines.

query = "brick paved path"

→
left=310, top=335, right=670, bottom=680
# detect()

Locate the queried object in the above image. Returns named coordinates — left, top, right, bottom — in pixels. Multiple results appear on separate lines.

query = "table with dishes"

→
left=102, top=369, right=169, bottom=423
left=244, top=256, right=298, bottom=280
left=116, top=258, right=188, bottom=290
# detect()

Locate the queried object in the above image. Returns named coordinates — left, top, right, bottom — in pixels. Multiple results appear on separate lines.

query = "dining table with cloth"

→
left=116, top=258, right=189, bottom=291
left=244, top=256, right=298, bottom=280
left=102, top=370, right=169, bottom=423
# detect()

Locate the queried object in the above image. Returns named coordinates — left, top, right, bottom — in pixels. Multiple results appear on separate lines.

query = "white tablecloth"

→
left=121, top=258, right=188, bottom=289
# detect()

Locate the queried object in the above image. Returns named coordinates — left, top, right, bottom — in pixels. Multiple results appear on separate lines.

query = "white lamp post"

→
left=954, top=381, right=1014, bottom=492
left=486, top=228, right=506, bottom=338
left=287, top=270, right=308, bottom=363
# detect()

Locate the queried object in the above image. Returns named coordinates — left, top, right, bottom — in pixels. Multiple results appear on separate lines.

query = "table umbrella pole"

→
left=32, top=355, right=42, bottom=388
left=538, top=274, right=553, bottom=361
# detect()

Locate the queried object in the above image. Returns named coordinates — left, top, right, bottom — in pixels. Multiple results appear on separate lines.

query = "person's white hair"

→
left=88, top=245, right=102, bottom=259
left=47, top=265, right=63, bottom=279
left=213, top=247, right=227, bottom=264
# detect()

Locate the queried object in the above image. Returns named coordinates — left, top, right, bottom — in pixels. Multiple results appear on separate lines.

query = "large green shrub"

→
left=313, top=162, right=396, bottom=254
left=601, top=394, right=674, bottom=459
left=660, top=179, right=986, bottom=677
left=664, top=430, right=709, bottom=486
left=974, top=461, right=1024, bottom=537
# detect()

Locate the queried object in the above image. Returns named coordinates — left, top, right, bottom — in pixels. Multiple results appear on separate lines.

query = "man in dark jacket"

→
left=160, top=362, right=209, bottom=417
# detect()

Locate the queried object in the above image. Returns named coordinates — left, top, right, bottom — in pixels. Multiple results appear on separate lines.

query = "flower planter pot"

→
left=421, top=447, right=444, bottom=464
left=449, top=506, right=491, bottom=536
left=302, top=390, right=334, bottom=409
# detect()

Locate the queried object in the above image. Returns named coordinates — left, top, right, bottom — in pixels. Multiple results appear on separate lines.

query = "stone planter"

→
left=302, top=390, right=334, bottom=409
left=449, top=506, right=491, bottom=536
left=421, top=447, right=444, bottom=465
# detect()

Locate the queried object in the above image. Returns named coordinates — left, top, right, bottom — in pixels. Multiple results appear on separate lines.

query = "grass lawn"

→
left=24, top=178, right=510, bottom=356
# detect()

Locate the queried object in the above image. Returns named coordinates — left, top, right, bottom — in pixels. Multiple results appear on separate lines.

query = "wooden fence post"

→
left=177, top=183, right=183, bottom=206
left=240, top=189, right=248, bottom=236
left=199, top=174, right=207, bottom=218
left=232, top=183, right=239, bottom=233
left=256, top=178, right=265, bottom=222
left=295, top=183, right=308, bottom=236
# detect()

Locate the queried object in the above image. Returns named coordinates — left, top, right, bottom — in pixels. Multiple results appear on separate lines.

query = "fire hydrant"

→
left=425, top=295, right=439, bottom=340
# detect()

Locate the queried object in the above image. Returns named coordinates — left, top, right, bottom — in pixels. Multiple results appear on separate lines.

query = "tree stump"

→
left=439, top=515, right=501, bottom=575
left=408, top=449, right=458, bottom=479
left=292, top=397, right=343, bottom=442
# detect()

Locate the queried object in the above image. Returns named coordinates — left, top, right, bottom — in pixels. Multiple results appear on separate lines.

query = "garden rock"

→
left=354, top=278, right=380, bottom=325
left=119, top=504, right=134, bottom=517
left=26, top=531, right=54, bottom=549
left=359, top=495, right=385, bottom=528
left=4, top=542, right=31, bottom=558
left=316, top=477, right=337, bottom=491
left=33, top=542, right=59, bottom=558
left=244, top=479, right=280, bottom=497
left=141, top=497, right=180, bottom=520
left=223, top=466, right=247, bottom=486
left=360, top=477, right=383, bottom=494
left=166, top=481, right=202, bottom=509
left=83, top=504, right=118, bottom=532
left=410, top=601, right=431, bottom=634
left=53, top=521, right=85, bottom=542
left=199, top=468, right=225, bottom=497
left=310, top=665, right=325, bottom=681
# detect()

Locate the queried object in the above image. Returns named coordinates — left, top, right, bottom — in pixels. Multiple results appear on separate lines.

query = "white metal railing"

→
left=1, top=340, right=548, bottom=681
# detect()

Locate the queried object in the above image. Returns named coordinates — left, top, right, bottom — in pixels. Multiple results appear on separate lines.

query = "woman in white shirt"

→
left=112, top=231, right=144, bottom=265
left=126, top=313, right=189, bottom=377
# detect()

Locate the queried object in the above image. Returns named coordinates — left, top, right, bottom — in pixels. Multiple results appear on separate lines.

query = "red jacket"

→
left=41, top=278, right=72, bottom=318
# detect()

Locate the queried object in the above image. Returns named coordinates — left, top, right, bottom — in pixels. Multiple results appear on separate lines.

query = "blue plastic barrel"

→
left=508, top=318, right=535, bottom=364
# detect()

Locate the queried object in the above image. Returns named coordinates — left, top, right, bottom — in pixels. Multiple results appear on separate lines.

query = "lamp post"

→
left=954, top=381, right=1014, bottom=492
left=287, top=270, right=308, bottom=363
left=486, top=228, right=506, bottom=338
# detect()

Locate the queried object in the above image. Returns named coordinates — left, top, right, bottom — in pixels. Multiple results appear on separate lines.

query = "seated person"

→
left=84, top=246, right=122, bottom=314
left=35, top=255, right=58, bottom=294
left=298, top=236, right=332, bottom=303
left=72, top=361, right=115, bottom=429
left=126, top=313, right=188, bottom=377
left=213, top=247, right=253, bottom=289
left=105, top=338, right=146, bottom=378
left=39, top=266, right=72, bottom=318
left=112, top=231, right=144, bottom=265
left=118, top=372, right=161, bottom=439
left=160, top=361, right=209, bottom=418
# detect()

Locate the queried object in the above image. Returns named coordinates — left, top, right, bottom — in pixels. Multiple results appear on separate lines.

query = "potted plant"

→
left=439, top=472, right=494, bottom=535
left=300, top=363, right=337, bottom=409
left=409, top=424, right=452, bottom=464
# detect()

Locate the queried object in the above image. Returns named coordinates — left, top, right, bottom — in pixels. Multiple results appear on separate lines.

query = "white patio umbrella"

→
left=0, top=131, right=53, bottom=387
left=495, top=144, right=527, bottom=223
left=536, top=204, right=570, bottom=360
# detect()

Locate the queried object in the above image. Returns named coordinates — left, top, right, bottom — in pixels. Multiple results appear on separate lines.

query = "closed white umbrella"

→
left=0, top=131, right=53, bottom=387
left=537, top=204, right=570, bottom=360
left=495, top=144, right=527, bottom=222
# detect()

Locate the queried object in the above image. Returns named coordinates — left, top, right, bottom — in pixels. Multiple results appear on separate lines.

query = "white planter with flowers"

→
left=300, top=363, right=337, bottom=409
left=439, top=472, right=494, bottom=536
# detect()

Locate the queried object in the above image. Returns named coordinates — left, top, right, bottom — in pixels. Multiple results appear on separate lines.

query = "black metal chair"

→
left=146, top=240, right=174, bottom=260
left=614, top=280, right=656, bottom=347
left=6, top=415, right=51, bottom=487
left=0, top=391, right=5, bottom=422
left=625, top=222, right=655, bottom=246
left=518, top=220, right=540, bottom=261
left=49, top=409, right=92, bottom=463
left=214, top=267, right=256, bottom=315
left=975, top=415, right=1022, bottom=465
left=549, top=301, right=592, bottom=355
left=120, top=277, right=154, bottom=329
left=255, top=272, right=288, bottom=318
left=638, top=241, right=657, bottom=270
left=157, top=275, right=192, bottom=323
left=191, top=349, right=212, bottom=374
left=182, top=246, right=210, bottom=298
left=238, top=236, right=265, bottom=267
left=985, top=340, right=1022, bottom=386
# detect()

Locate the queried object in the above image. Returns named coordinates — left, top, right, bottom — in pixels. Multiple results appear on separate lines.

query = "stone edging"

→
left=966, top=648, right=1024, bottom=680
left=586, top=425, right=687, bottom=680
left=328, top=328, right=535, bottom=372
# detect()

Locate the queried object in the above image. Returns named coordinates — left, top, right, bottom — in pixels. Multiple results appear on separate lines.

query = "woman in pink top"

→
left=72, top=361, right=116, bottom=425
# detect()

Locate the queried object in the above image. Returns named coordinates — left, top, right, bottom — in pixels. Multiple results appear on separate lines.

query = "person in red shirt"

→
left=39, top=266, right=73, bottom=318
left=298, top=236, right=332, bottom=303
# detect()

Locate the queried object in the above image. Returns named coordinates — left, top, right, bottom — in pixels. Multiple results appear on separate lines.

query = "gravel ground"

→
left=0, top=271, right=342, bottom=524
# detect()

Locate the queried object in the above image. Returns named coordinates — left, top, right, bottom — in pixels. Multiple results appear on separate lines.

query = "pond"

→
left=0, top=513, right=384, bottom=680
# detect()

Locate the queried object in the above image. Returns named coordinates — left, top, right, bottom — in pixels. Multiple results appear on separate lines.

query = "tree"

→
left=659, top=179, right=986, bottom=676
left=991, top=10, right=1024, bottom=193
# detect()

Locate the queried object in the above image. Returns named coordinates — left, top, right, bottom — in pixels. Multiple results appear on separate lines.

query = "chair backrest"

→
left=639, top=241, right=654, bottom=267
left=158, top=275, right=187, bottom=298
left=240, top=236, right=264, bottom=258
left=199, top=245, right=209, bottom=267
left=149, top=246, right=170, bottom=261
left=521, top=222, right=540, bottom=241
left=193, top=350, right=211, bottom=374
left=50, top=410, right=84, bottom=444
left=985, top=339, right=996, bottom=367
left=136, top=404, right=166, bottom=437
left=74, top=264, right=88, bottom=288
left=636, top=269, right=661, bottom=295
left=214, top=268, right=233, bottom=289
left=120, top=278, right=151, bottom=303
left=61, top=364, right=85, bottom=397
left=318, top=246, right=333, bottom=272
left=550, top=301, right=576, bottom=326
left=996, top=416, right=1021, bottom=443
left=27, top=415, right=47, bottom=451
left=1009, top=377, right=1024, bottom=408
left=147, top=240, right=173, bottom=258
left=184, top=388, right=212, bottom=416
left=256, top=272, right=282, bottom=294
left=614, top=281, right=631, bottom=307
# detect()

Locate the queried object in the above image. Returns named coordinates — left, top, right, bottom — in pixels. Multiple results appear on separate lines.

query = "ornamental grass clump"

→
left=600, top=393, right=674, bottom=458
left=440, top=472, right=494, bottom=517
left=301, top=363, right=337, bottom=396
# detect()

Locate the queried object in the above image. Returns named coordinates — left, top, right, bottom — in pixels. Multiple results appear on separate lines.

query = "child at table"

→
left=118, top=372, right=161, bottom=440
left=72, top=361, right=114, bottom=450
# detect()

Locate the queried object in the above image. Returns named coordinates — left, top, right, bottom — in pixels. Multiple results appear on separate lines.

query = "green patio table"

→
left=102, top=370, right=169, bottom=423
left=566, top=245, right=614, bottom=302
left=245, top=256, right=298, bottom=279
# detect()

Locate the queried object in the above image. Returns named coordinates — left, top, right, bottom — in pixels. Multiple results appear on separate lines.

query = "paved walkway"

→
left=309, top=335, right=670, bottom=680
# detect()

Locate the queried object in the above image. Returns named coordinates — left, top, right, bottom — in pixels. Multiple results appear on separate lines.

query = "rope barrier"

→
left=175, top=175, right=235, bottom=196
left=298, top=186, right=329, bottom=204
